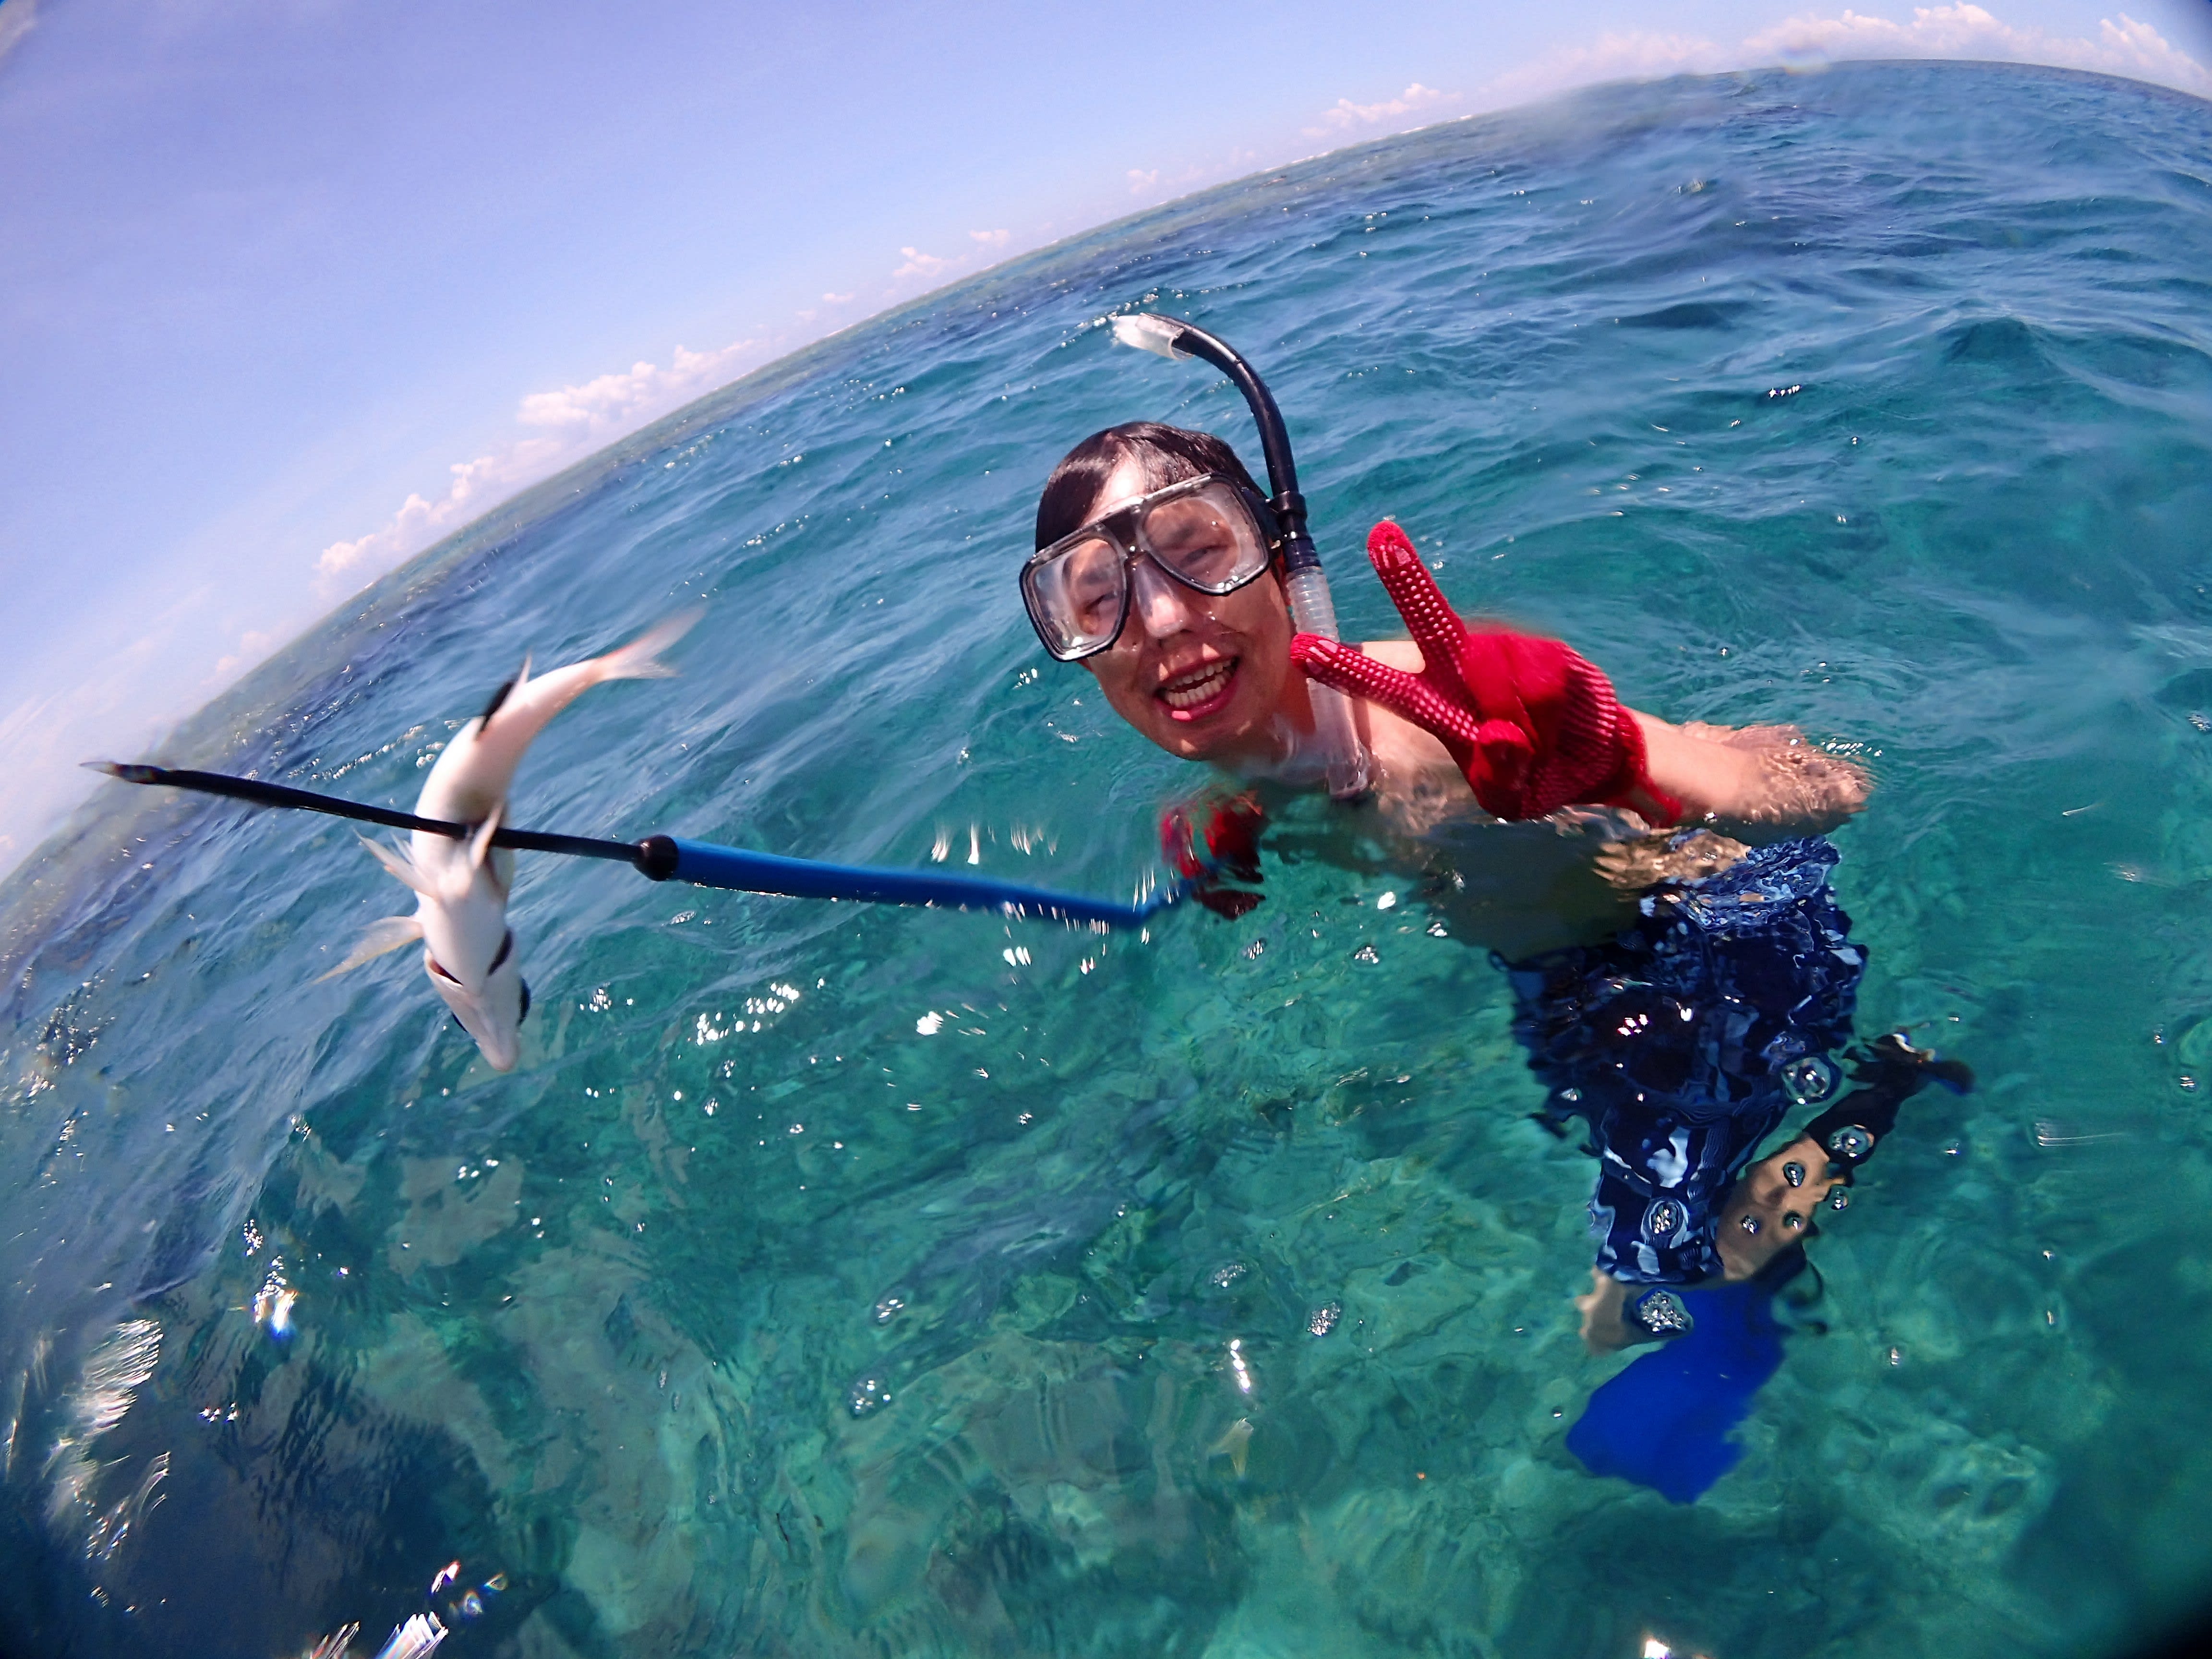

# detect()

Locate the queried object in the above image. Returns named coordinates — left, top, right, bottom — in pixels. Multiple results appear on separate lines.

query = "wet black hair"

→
left=1034, top=422, right=1267, bottom=552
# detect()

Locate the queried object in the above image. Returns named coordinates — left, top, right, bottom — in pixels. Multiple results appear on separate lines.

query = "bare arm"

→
left=1634, top=715, right=1870, bottom=842
left=1349, top=638, right=1870, bottom=840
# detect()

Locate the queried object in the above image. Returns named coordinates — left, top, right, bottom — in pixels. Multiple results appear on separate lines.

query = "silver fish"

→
left=325, top=611, right=699, bottom=1070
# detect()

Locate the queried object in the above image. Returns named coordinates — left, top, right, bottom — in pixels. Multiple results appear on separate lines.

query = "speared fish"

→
left=324, top=611, right=699, bottom=1070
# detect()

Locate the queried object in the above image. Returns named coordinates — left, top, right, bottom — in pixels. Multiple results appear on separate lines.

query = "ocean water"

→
left=5, top=59, right=2212, bottom=1659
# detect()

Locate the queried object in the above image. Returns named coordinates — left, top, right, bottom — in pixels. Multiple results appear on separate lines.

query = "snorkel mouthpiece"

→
left=1108, top=312, right=1374, bottom=799
left=1110, top=313, right=1193, bottom=361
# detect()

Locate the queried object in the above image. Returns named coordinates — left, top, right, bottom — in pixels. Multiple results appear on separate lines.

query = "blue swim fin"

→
left=1564, top=1275, right=1788, bottom=1503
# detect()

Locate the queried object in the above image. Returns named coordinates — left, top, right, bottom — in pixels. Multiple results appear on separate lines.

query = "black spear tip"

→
left=85, top=761, right=163, bottom=783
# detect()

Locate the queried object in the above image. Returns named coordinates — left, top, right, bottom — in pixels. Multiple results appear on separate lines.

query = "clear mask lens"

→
left=1136, top=482, right=1265, bottom=589
left=1026, top=535, right=1127, bottom=658
left=1023, top=477, right=1270, bottom=661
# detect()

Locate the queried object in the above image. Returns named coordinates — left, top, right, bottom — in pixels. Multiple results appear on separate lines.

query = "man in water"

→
left=1022, top=421, right=1963, bottom=1351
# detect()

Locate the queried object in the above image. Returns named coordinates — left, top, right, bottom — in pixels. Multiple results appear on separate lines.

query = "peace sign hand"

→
left=1289, top=522, right=1681, bottom=824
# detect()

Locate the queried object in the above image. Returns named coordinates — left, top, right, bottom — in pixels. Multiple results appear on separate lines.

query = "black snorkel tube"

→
left=1108, top=313, right=1374, bottom=799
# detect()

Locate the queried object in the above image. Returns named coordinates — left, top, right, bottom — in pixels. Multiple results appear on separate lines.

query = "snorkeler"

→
left=1022, top=393, right=1963, bottom=1354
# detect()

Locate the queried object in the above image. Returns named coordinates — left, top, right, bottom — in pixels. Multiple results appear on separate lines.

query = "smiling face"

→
left=1077, top=455, right=1298, bottom=764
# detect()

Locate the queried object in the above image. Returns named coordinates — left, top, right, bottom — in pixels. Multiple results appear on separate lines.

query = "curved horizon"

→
left=2, top=6, right=2210, bottom=873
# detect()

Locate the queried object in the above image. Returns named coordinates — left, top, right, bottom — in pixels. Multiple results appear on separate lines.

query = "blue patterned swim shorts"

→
left=1502, top=837, right=1865, bottom=1284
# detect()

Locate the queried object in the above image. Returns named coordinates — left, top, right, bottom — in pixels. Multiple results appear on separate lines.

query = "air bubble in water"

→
left=1782, top=1056, right=1835, bottom=1105
left=848, top=1375, right=893, bottom=1416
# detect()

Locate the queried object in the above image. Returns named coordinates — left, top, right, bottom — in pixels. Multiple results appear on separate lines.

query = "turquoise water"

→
left=6, top=59, right=2212, bottom=1659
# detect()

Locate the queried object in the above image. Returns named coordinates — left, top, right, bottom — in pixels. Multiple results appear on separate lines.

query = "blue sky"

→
left=1, top=0, right=2208, bottom=869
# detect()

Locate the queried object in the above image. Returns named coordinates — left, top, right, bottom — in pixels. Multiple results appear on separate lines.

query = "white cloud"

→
left=314, top=442, right=557, bottom=591
left=0, top=590, right=223, bottom=873
left=892, top=246, right=952, bottom=280
left=1119, top=146, right=1272, bottom=204
left=1455, top=5, right=2211, bottom=118
left=211, top=630, right=275, bottom=681
left=313, top=336, right=759, bottom=597
left=885, top=234, right=1023, bottom=295
left=1741, top=6, right=2212, bottom=94
left=0, top=0, right=36, bottom=68
left=311, top=224, right=1004, bottom=610
left=6, top=321, right=775, bottom=867
left=516, top=339, right=755, bottom=435
left=0, top=685, right=67, bottom=866
left=1478, top=31, right=1721, bottom=105
left=1302, top=82, right=1455, bottom=138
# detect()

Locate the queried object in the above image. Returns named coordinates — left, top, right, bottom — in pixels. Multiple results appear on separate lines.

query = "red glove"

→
left=1161, top=793, right=1265, bottom=918
left=1290, top=522, right=1681, bottom=825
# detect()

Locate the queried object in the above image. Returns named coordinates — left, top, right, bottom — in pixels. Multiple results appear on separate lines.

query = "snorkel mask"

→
left=1103, top=313, right=1375, bottom=799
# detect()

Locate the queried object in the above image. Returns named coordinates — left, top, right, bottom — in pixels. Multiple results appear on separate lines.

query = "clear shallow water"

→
left=5, top=60, right=2212, bottom=1659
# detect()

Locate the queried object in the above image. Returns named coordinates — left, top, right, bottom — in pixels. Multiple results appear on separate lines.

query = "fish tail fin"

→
left=316, top=914, right=424, bottom=981
left=592, top=607, right=703, bottom=685
left=359, top=834, right=437, bottom=897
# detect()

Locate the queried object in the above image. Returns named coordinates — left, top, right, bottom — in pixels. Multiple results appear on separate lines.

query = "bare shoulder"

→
left=1342, top=639, right=1456, bottom=793
left=1359, top=637, right=1426, bottom=672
